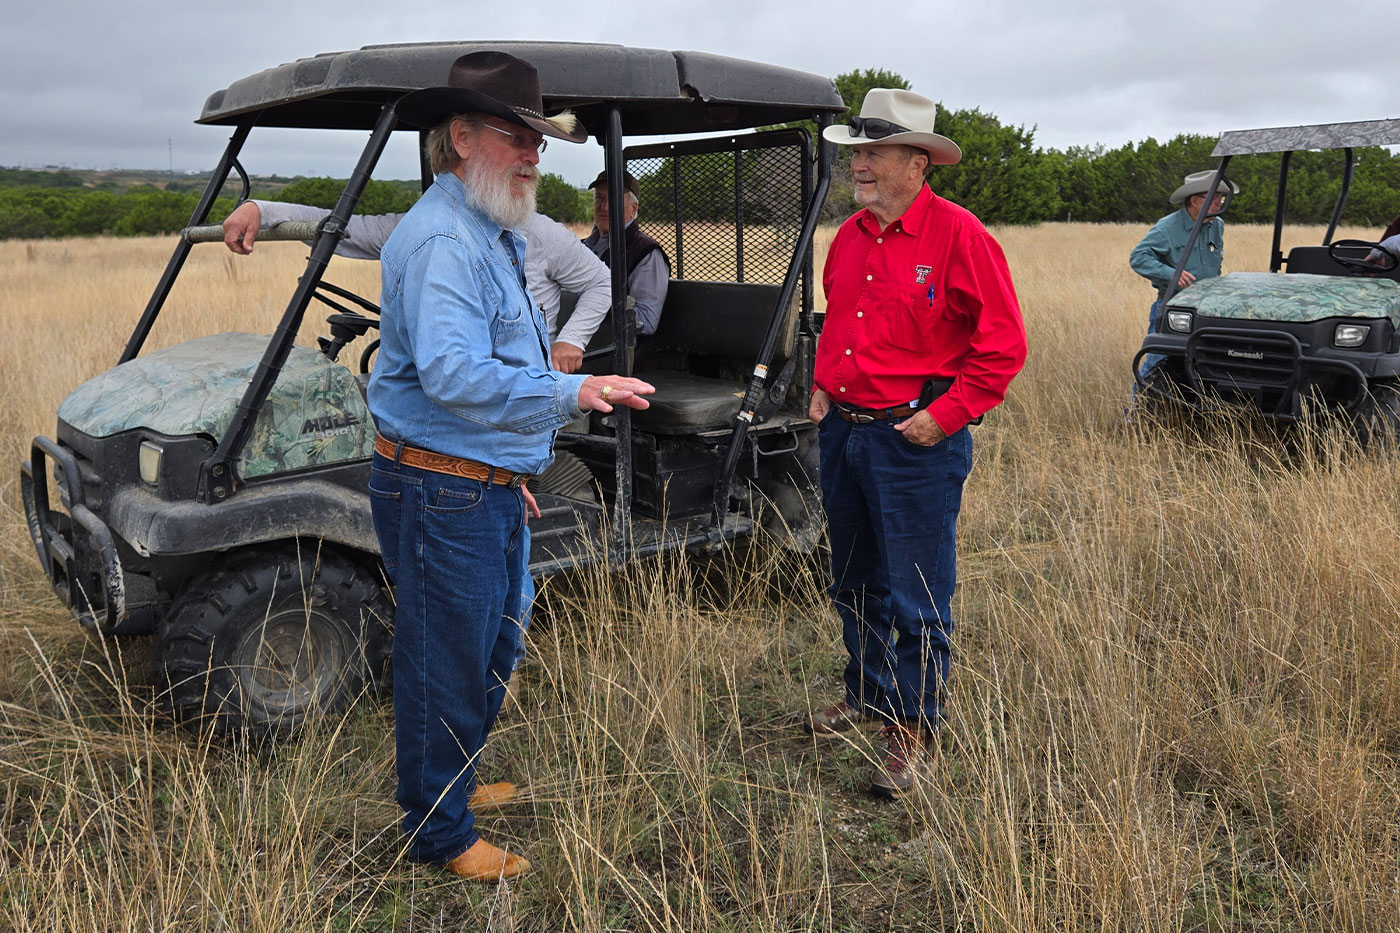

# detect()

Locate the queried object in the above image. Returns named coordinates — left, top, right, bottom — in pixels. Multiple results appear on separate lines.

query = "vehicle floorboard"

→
left=527, top=493, right=751, bottom=576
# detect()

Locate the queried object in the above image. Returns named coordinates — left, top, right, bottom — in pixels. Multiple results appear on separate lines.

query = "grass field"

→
left=4, top=222, right=1400, bottom=931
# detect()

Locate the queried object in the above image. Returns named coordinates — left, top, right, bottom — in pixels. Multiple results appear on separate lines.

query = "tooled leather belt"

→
left=374, top=435, right=532, bottom=488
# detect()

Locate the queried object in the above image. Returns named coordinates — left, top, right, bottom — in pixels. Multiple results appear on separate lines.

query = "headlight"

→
left=138, top=441, right=163, bottom=486
left=1166, top=310, right=1194, bottom=333
left=1334, top=323, right=1371, bottom=348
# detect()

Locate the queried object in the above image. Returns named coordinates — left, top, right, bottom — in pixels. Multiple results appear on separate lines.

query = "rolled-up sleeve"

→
left=252, top=200, right=401, bottom=261
left=546, top=227, right=613, bottom=349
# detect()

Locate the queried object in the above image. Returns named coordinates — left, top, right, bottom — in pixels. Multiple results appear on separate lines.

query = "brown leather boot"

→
left=445, top=838, right=531, bottom=882
left=469, top=781, right=519, bottom=811
left=870, top=723, right=934, bottom=798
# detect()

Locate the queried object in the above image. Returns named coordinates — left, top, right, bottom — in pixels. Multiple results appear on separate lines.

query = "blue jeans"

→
left=368, top=451, right=528, bottom=863
left=817, top=413, right=973, bottom=724
left=1139, top=298, right=1166, bottom=378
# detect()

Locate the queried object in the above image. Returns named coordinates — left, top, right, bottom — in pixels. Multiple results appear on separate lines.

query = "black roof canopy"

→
left=198, top=41, right=847, bottom=136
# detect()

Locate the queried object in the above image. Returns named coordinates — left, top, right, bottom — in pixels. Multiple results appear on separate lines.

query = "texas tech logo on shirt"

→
left=914, top=264, right=933, bottom=285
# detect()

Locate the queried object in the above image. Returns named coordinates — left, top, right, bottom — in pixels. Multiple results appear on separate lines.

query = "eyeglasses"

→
left=479, top=121, right=547, bottom=154
left=849, top=116, right=911, bottom=139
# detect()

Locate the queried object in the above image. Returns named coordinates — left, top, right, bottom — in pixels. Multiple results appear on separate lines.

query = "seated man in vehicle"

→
left=581, top=170, right=670, bottom=335
left=222, top=201, right=610, bottom=374
left=1367, top=214, right=1400, bottom=266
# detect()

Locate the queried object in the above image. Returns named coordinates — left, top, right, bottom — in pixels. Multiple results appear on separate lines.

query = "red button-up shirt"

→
left=816, top=185, right=1027, bottom=435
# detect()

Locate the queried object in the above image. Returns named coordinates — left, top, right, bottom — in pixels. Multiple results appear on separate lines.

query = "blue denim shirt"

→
left=1129, top=208, right=1226, bottom=295
left=369, top=172, right=588, bottom=474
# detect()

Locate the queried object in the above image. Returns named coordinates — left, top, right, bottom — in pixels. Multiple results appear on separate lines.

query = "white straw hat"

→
left=1170, top=170, right=1239, bottom=205
left=821, top=89, right=961, bottom=165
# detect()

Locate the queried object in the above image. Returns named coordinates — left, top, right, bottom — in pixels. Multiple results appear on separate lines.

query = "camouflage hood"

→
left=1169, top=272, right=1400, bottom=326
left=58, top=333, right=374, bottom=479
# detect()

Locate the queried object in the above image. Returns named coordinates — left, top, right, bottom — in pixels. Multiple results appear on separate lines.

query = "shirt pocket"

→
left=878, top=280, right=947, bottom=351
left=480, top=258, right=526, bottom=327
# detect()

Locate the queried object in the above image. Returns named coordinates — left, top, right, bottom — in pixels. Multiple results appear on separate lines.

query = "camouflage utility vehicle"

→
left=20, top=42, right=844, bottom=732
left=1134, top=119, right=1400, bottom=436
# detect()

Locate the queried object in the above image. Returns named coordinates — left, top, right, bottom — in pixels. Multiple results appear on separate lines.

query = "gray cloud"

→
left=2, top=0, right=1392, bottom=182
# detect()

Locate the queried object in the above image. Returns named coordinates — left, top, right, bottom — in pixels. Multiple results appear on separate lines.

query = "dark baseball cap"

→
left=587, top=170, right=641, bottom=200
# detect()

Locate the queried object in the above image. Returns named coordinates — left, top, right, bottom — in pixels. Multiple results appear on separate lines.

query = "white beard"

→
left=462, top=157, right=538, bottom=229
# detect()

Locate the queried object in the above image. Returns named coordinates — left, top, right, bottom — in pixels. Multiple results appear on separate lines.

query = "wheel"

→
left=1327, top=239, right=1398, bottom=275
left=156, top=546, right=392, bottom=735
left=1350, top=380, right=1400, bottom=448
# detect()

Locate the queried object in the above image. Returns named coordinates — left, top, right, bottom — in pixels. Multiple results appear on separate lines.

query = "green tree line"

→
left=0, top=171, right=589, bottom=240
left=8, top=63, right=1400, bottom=240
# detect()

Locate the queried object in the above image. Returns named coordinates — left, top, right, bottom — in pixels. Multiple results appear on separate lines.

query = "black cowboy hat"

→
left=395, top=50, right=587, bottom=143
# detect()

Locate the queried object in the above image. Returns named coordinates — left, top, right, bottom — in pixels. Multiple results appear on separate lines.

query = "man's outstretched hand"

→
left=578, top=375, right=655, bottom=413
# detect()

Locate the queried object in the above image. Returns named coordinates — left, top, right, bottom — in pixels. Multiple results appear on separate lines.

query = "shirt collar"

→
left=855, top=184, right=934, bottom=237
left=1176, top=207, right=1203, bottom=227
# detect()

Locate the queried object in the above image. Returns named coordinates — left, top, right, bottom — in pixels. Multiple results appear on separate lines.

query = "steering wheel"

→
left=1328, top=239, right=1399, bottom=275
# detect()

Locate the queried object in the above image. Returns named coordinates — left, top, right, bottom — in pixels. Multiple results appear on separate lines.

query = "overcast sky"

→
left=3, top=0, right=1393, bottom=186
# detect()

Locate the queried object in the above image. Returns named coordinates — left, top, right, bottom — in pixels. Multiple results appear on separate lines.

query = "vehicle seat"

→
left=1285, top=245, right=1400, bottom=281
left=632, top=279, right=793, bottom=434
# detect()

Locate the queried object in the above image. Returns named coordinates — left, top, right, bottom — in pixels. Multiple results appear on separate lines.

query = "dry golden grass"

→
left=4, top=222, right=1400, bottom=930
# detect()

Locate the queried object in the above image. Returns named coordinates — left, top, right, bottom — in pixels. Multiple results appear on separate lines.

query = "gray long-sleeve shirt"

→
left=581, top=221, right=669, bottom=336
left=251, top=200, right=612, bottom=350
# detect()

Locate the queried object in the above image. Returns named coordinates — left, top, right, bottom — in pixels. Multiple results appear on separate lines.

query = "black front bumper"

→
left=1134, top=325, right=1371, bottom=419
left=20, top=435, right=128, bottom=633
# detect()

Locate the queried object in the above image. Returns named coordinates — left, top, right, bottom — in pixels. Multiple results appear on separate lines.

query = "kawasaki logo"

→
left=301, top=412, right=361, bottom=439
left=1226, top=349, right=1265, bottom=360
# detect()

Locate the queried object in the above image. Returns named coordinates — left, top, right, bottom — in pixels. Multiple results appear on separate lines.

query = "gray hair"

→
left=424, top=115, right=481, bottom=175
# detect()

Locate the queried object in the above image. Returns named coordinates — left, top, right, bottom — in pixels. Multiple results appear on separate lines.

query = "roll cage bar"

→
left=1161, top=119, right=1400, bottom=308
left=124, top=43, right=844, bottom=560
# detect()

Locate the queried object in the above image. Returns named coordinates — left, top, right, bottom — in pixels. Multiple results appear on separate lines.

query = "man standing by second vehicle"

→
left=805, top=89, right=1027, bottom=797
left=1129, top=170, right=1238, bottom=381
left=370, top=51, right=653, bottom=883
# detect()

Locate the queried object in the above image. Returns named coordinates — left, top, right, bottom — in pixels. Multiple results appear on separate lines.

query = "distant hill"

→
left=0, top=168, right=426, bottom=239
left=0, top=166, right=418, bottom=196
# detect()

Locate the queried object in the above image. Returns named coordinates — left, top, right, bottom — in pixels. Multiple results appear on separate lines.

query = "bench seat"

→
left=630, top=371, right=744, bottom=433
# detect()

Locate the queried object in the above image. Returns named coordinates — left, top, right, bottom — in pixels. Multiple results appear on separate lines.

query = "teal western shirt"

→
left=1129, top=208, right=1225, bottom=295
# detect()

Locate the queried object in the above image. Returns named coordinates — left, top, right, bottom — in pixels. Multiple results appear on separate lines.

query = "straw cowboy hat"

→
left=822, top=89, right=961, bottom=165
left=1170, top=170, right=1240, bottom=205
left=395, top=50, right=587, bottom=143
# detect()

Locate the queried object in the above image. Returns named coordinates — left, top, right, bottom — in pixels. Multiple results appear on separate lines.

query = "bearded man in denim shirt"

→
left=370, top=52, right=653, bottom=883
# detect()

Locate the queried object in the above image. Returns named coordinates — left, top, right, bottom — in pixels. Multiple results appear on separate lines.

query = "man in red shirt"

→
left=806, top=88, right=1027, bottom=796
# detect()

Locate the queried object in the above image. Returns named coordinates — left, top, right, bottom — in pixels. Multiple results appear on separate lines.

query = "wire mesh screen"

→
left=628, top=133, right=809, bottom=285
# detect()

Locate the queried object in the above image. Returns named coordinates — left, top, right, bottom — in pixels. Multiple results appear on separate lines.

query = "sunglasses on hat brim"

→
left=848, top=116, right=913, bottom=140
